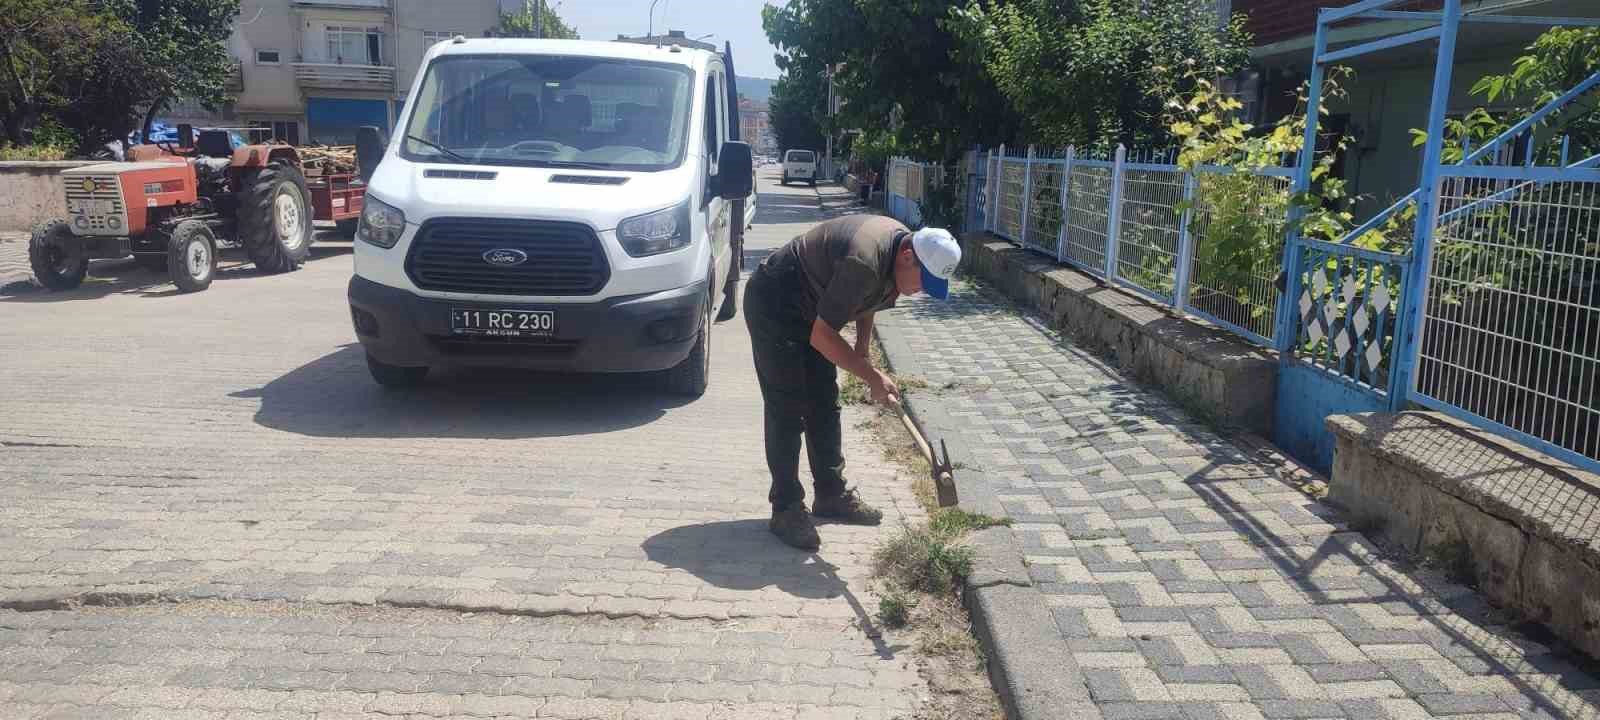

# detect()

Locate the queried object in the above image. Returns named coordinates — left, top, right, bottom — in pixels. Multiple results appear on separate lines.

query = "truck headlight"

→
left=617, top=200, right=691, bottom=257
left=357, top=196, right=406, bottom=249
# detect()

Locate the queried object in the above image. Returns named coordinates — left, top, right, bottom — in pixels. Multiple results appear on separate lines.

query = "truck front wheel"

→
left=662, top=287, right=712, bottom=397
left=28, top=220, right=88, bottom=290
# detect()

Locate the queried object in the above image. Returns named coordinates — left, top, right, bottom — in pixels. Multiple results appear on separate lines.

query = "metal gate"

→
left=1274, top=0, right=1600, bottom=473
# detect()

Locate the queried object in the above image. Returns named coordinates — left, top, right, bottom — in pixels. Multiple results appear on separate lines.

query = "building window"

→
left=256, top=49, right=281, bottom=65
left=250, top=120, right=301, bottom=146
left=423, top=31, right=457, bottom=49
left=326, top=26, right=383, bottom=65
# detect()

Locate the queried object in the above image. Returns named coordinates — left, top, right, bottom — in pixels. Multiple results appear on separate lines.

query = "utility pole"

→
left=531, top=0, right=542, bottom=39
left=823, top=65, right=835, bottom=182
left=648, top=0, right=662, bottom=38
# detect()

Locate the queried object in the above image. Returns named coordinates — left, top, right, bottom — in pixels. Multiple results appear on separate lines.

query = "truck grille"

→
left=405, top=218, right=609, bottom=296
left=64, top=175, right=125, bottom=232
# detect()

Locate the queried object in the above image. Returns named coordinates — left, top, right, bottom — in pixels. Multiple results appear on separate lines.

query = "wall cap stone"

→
left=1327, top=411, right=1600, bottom=569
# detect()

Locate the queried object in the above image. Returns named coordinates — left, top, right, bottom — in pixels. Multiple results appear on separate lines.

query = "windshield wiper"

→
left=405, top=135, right=473, bottom=164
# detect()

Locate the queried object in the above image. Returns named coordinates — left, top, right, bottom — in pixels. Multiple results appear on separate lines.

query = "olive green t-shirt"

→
left=780, top=215, right=908, bottom=331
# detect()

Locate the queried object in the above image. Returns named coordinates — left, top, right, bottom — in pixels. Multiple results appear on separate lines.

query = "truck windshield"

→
left=402, top=54, right=693, bottom=171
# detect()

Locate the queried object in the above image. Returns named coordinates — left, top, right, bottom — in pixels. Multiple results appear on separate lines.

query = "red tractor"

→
left=29, top=128, right=319, bottom=293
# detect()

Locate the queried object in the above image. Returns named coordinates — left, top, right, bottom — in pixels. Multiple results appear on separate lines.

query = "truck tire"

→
left=662, top=286, right=711, bottom=397
left=28, top=220, right=87, bottom=291
left=165, top=220, right=217, bottom=293
left=366, top=353, right=428, bottom=388
left=240, top=161, right=314, bottom=274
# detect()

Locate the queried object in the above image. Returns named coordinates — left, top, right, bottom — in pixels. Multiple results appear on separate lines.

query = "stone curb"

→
left=876, top=311, right=1100, bottom=720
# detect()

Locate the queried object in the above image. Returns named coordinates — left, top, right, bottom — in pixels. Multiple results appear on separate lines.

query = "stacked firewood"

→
left=299, top=145, right=358, bottom=175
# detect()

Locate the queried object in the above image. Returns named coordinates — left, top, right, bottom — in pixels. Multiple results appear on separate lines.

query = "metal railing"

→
left=293, top=63, right=396, bottom=91
left=937, top=144, right=1296, bottom=344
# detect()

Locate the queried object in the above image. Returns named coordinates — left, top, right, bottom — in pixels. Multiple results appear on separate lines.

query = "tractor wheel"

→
left=336, top=218, right=360, bottom=237
left=28, top=220, right=87, bottom=291
left=165, top=220, right=217, bottom=293
left=134, top=254, right=168, bottom=272
left=239, top=161, right=314, bottom=274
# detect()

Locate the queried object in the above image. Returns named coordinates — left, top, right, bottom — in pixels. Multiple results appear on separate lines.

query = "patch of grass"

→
left=873, top=522, right=977, bottom=594
left=877, top=593, right=913, bottom=628
left=929, top=508, right=1011, bottom=535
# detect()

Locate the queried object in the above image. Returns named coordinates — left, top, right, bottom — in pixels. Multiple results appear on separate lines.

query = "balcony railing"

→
left=292, top=0, right=388, bottom=8
left=293, top=63, right=395, bottom=91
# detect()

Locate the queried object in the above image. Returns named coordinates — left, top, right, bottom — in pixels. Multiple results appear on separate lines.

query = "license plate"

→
left=73, top=200, right=114, bottom=215
left=450, top=308, right=555, bottom=337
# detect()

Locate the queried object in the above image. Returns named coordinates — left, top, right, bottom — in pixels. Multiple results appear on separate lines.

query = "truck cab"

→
left=347, top=38, right=751, bottom=395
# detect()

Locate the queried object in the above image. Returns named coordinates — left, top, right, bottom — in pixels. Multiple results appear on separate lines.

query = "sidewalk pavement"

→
left=865, top=223, right=1600, bottom=717
left=1, top=231, right=31, bottom=289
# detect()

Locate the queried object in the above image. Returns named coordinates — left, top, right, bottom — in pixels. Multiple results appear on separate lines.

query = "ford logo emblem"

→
left=482, top=248, right=528, bottom=267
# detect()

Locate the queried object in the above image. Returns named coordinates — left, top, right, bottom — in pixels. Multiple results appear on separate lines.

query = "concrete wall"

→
left=1327, top=412, right=1600, bottom=660
left=392, top=0, right=502, bottom=93
left=183, top=0, right=502, bottom=139
left=959, top=233, right=1278, bottom=435
left=0, top=162, right=96, bottom=233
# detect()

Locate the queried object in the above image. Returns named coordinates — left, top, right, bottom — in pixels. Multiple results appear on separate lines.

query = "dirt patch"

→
left=860, top=394, right=1005, bottom=720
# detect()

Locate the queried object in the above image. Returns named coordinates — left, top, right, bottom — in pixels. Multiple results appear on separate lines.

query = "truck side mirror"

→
left=356, top=126, right=387, bottom=182
left=717, top=141, right=753, bottom=200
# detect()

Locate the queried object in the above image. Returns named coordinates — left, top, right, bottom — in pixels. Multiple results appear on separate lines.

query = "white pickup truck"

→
left=347, top=38, right=753, bottom=396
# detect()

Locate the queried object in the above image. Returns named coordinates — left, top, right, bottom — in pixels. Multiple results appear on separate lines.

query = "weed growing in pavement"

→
left=930, top=508, right=1011, bottom=535
left=873, top=522, right=977, bottom=594
left=878, top=593, right=913, bottom=628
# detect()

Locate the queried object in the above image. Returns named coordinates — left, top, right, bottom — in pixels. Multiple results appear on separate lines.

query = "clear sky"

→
left=531, top=0, right=785, bottom=79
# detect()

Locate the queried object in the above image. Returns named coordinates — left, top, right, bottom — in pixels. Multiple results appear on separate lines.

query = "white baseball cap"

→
left=911, top=228, right=961, bottom=300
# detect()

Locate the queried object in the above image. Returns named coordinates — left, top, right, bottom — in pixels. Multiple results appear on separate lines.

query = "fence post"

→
left=992, top=144, right=1006, bottom=235
left=1057, top=146, right=1075, bottom=264
left=1105, top=144, right=1128, bottom=280
left=1172, top=171, right=1198, bottom=313
left=1020, top=146, right=1036, bottom=248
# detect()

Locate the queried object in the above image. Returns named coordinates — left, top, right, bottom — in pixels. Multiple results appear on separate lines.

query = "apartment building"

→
left=738, top=98, right=773, bottom=156
left=168, top=0, right=507, bottom=145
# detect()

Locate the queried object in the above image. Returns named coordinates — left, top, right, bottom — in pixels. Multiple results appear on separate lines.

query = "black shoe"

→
left=770, top=504, right=821, bottom=550
left=812, top=487, right=884, bottom=525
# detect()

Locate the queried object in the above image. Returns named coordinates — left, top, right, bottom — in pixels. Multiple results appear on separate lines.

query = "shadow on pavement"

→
left=643, top=519, right=903, bottom=658
left=0, top=237, right=351, bottom=303
left=234, top=344, right=690, bottom=439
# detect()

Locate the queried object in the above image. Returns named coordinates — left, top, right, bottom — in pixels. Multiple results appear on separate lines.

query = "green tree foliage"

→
left=1413, top=27, right=1600, bottom=164
left=495, top=2, right=579, bottom=40
left=0, top=0, right=238, bottom=152
left=952, top=0, right=1250, bottom=149
left=103, top=0, right=241, bottom=132
left=762, top=0, right=1020, bottom=161
left=767, top=68, right=826, bottom=154
left=0, top=0, right=159, bottom=150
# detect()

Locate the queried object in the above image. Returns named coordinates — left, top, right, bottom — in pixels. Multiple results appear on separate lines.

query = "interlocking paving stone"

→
left=0, top=181, right=935, bottom=718
left=876, top=281, right=1600, bottom=719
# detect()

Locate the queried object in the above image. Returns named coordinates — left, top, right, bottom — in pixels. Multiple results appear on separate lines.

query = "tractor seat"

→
left=195, top=130, right=234, bottom=158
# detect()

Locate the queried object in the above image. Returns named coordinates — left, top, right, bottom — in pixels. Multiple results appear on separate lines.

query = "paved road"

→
left=877, top=278, right=1600, bottom=720
left=0, top=172, right=929, bottom=718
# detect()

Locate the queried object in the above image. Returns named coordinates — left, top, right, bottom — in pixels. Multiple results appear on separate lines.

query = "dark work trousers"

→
left=743, top=259, right=847, bottom=512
